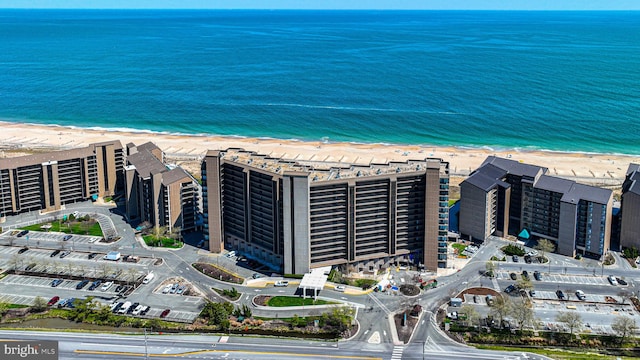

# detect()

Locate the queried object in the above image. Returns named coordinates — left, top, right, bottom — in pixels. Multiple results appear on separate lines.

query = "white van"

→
left=142, top=273, right=154, bottom=284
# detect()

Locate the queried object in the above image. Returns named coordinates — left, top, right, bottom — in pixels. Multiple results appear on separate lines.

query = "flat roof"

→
left=299, top=268, right=328, bottom=291
left=211, top=148, right=448, bottom=182
left=0, top=140, right=122, bottom=170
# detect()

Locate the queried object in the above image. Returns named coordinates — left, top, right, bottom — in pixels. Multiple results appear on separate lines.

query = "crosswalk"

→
left=368, top=293, right=392, bottom=315
left=390, top=345, right=404, bottom=360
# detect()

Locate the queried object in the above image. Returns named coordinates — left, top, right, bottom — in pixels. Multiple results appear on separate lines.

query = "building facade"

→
left=0, top=141, right=123, bottom=218
left=460, top=156, right=612, bottom=258
left=124, top=142, right=198, bottom=233
left=202, top=149, right=449, bottom=274
left=620, top=164, right=640, bottom=250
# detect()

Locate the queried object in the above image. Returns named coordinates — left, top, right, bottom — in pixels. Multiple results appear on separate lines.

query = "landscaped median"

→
left=255, top=296, right=338, bottom=307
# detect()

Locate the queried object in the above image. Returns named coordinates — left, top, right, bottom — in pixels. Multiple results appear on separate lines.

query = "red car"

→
left=47, top=296, right=60, bottom=306
left=160, top=309, right=171, bottom=318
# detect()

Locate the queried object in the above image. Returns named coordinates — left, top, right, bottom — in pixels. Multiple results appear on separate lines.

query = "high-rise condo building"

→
left=0, top=141, right=123, bottom=218
left=620, top=163, right=640, bottom=250
left=124, top=142, right=199, bottom=233
left=460, top=156, right=612, bottom=258
left=202, top=149, right=450, bottom=274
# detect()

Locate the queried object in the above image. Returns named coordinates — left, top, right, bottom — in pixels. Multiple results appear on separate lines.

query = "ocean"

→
left=1, top=10, right=639, bottom=154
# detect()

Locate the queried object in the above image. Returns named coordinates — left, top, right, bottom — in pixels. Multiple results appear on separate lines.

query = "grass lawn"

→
left=451, top=243, right=467, bottom=254
left=21, top=221, right=103, bottom=236
left=266, top=296, right=336, bottom=307
left=143, top=235, right=183, bottom=249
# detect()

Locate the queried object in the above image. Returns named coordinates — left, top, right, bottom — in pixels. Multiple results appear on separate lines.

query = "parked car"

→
left=162, top=285, right=172, bottom=294
left=127, top=302, right=140, bottom=314
left=512, top=255, right=519, bottom=262
left=529, top=289, right=536, bottom=296
left=51, top=279, right=63, bottom=287
left=50, top=250, right=61, bottom=257
left=504, top=284, right=516, bottom=293
left=576, top=290, right=586, bottom=300
left=16, top=230, right=29, bottom=238
left=18, top=247, right=29, bottom=254
left=335, top=285, right=346, bottom=292
left=119, top=285, right=130, bottom=294
left=526, top=250, right=538, bottom=257
left=88, top=253, right=99, bottom=260
left=160, top=309, right=171, bottom=318
left=274, top=280, right=289, bottom=287
left=252, top=273, right=263, bottom=279
left=76, top=280, right=89, bottom=290
left=24, top=263, right=37, bottom=271
left=556, top=290, right=566, bottom=300
left=63, top=235, right=72, bottom=241
left=112, top=302, right=124, bottom=313
left=47, top=296, right=60, bottom=306
left=57, top=299, right=69, bottom=308
left=533, top=271, right=542, bottom=281
left=132, top=305, right=145, bottom=315
left=608, top=275, right=618, bottom=286
left=60, top=250, right=71, bottom=258
left=101, top=281, right=113, bottom=291
left=170, top=283, right=179, bottom=294
left=66, top=298, right=76, bottom=308
left=118, top=301, right=132, bottom=314
left=140, top=306, right=150, bottom=315
left=524, top=255, right=532, bottom=264
left=176, top=285, right=185, bottom=295
left=618, top=278, right=628, bottom=286
left=522, top=270, right=529, bottom=280
left=509, top=273, right=517, bottom=280
left=88, top=280, right=102, bottom=291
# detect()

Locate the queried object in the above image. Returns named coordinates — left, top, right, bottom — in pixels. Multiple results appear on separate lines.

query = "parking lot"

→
left=495, top=271, right=614, bottom=286
left=0, top=230, right=102, bottom=246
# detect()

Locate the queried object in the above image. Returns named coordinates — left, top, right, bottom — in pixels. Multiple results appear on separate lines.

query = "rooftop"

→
left=0, top=140, right=122, bottom=170
left=212, top=148, right=448, bottom=182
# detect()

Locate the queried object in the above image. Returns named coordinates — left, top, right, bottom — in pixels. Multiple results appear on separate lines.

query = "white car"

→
left=576, top=290, right=586, bottom=300
left=334, top=285, right=346, bottom=292
left=526, top=250, right=538, bottom=257
left=608, top=275, right=618, bottom=286
left=274, top=280, right=289, bottom=287
left=131, top=305, right=145, bottom=315
left=162, top=285, right=172, bottom=294
left=101, top=281, right=113, bottom=291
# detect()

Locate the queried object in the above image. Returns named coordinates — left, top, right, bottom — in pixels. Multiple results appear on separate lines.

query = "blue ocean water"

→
left=0, top=10, right=639, bottom=154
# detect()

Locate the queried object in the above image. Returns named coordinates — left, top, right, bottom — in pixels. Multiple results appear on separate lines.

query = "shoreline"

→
left=1, top=121, right=638, bottom=187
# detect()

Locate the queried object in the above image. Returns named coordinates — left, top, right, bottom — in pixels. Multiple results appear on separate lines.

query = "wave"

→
left=230, top=102, right=469, bottom=116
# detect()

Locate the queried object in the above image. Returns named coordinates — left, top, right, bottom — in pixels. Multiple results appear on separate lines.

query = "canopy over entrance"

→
left=299, top=267, right=329, bottom=300
left=518, top=229, right=530, bottom=239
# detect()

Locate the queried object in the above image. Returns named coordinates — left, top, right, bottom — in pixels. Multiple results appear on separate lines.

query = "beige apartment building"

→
left=0, top=141, right=123, bottom=218
left=202, top=148, right=449, bottom=274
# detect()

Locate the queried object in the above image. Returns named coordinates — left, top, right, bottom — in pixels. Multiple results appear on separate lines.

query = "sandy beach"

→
left=1, top=121, right=637, bottom=190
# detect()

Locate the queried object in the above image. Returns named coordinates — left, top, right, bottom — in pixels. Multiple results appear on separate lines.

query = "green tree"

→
left=32, top=296, right=48, bottom=312
left=153, top=225, right=167, bottom=246
left=611, top=316, right=637, bottom=343
left=460, top=304, right=480, bottom=327
left=535, top=239, right=556, bottom=259
left=0, top=302, right=8, bottom=317
left=509, top=298, right=534, bottom=330
left=516, top=278, right=533, bottom=292
left=556, top=312, right=582, bottom=337
left=490, top=296, right=511, bottom=328
left=485, top=261, right=496, bottom=277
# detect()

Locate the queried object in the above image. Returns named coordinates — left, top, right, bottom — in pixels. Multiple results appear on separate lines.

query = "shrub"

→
left=501, top=244, right=526, bottom=256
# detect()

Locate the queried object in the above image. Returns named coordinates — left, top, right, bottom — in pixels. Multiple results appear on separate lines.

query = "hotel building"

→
left=460, top=156, right=612, bottom=258
left=620, top=164, right=640, bottom=250
left=124, top=142, right=199, bottom=233
left=201, top=149, right=450, bottom=274
left=0, top=141, right=123, bottom=218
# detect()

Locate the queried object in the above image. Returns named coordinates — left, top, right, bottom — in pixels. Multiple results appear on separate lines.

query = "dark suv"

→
left=533, top=271, right=542, bottom=281
left=505, top=284, right=517, bottom=293
left=50, top=250, right=61, bottom=257
left=556, top=290, right=566, bottom=300
left=76, top=280, right=89, bottom=290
